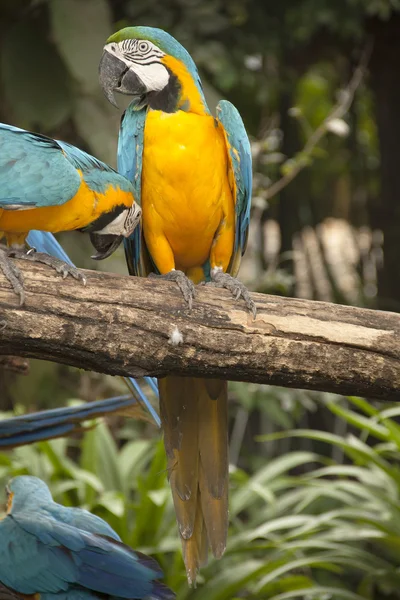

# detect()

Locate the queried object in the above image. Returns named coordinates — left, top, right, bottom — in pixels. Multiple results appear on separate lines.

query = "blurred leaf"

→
left=73, top=95, right=119, bottom=166
left=97, top=490, right=125, bottom=517
left=1, top=20, right=72, bottom=130
left=50, top=0, right=112, bottom=93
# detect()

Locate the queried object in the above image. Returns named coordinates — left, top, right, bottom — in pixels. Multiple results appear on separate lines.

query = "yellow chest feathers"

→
left=142, top=110, right=233, bottom=234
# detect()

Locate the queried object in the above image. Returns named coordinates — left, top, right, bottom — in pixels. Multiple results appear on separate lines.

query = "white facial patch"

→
left=104, top=40, right=169, bottom=93
left=96, top=204, right=141, bottom=237
left=127, top=61, right=169, bottom=92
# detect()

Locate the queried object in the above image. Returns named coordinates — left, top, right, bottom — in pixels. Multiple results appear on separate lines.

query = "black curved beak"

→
left=90, top=233, right=123, bottom=260
left=99, top=50, right=147, bottom=108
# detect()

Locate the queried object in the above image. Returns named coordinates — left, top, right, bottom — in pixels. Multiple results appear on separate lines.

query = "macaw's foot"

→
left=149, top=269, right=196, bottom=309
left=0, top=248, right=25, bottom=305
left=8, top=248, right=87, bottom=286
left=210, top=267, right=256, bottom=318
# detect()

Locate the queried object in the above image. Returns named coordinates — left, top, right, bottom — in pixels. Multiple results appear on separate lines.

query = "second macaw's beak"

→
left=89, top=202, right=142, bottom=260
left=99, top=50, right=147, bottom=108
left=90, top=233, right=123, bottom=260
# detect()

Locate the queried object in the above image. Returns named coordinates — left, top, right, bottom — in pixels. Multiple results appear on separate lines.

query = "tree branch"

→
left=0, top=261, right=398, bottom=400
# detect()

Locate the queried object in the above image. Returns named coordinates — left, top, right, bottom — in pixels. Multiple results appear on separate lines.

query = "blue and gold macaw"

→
left=0, top=124, right=142, bottom=304
left=0, top=476, right=175, bottom=600
left=98, top=27, right=254, bottom=583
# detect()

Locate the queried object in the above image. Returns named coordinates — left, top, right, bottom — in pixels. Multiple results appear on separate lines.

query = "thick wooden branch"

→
left=0, top=261, right=398, bottom=400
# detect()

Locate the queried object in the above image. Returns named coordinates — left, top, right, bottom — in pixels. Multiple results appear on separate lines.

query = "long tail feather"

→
left=159, top=376, right=228, bottom=585
left=26, top=231, right=160, bottom=428
left=0, top=395, right=138, bottom=448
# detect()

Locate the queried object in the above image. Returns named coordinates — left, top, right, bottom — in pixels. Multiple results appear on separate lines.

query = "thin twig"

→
left=263, top=44, right=372, bottom=202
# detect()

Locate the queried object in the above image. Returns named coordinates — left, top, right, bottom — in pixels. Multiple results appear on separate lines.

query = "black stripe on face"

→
left=79, top=204, right=127, bottom=233
left=124, top=58, right=164, bottom=67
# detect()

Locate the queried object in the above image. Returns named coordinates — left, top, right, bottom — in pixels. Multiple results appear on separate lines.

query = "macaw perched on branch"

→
left=0, top=476, right=175, bottom=600
left=99, top=27, right=254, bottom=584
left=0, top=124, right=142, bottom=304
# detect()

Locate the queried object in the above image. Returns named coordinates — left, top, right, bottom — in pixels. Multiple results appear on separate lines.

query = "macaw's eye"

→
left=138, top=41, right=149, bottom=53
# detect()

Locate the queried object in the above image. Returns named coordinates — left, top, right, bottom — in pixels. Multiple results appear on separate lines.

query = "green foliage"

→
left=2, top=396, right=400, bottom=598
left=1, top=20, right=72, bottom=129
left=50, top=0, right=112, bottom=94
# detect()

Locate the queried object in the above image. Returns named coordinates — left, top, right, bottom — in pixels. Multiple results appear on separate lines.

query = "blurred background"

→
left=1, top=1, right=400, bottom=598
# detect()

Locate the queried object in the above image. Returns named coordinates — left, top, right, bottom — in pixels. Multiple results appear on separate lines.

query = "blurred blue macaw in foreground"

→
left=0, top=476, right=175, bottom=600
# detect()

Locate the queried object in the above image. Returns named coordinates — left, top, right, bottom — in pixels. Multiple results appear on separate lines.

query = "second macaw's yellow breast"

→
left=0, top=175, right=133, bottom=246
left=142, top=110, right=235, bottom=281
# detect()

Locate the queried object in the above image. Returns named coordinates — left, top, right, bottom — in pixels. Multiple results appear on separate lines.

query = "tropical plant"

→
left=2, top=394, right=400, bottom=598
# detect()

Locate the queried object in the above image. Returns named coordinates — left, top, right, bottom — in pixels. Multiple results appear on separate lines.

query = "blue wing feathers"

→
left=0, top=123, right=134, bottom=209
left=0, top=124, right=80, bottom=209
left=0, top=509, right=172, bottom=599
left=118, top=105, right=148, bottom=278
left=216, top=100, right=252, bottom=255
left=56, top=140, right=133, bottom=195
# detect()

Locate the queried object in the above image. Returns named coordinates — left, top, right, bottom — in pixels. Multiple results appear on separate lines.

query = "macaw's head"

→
left=6, top=476, right=53, bottom=514
left=99, top=26, right=209, bottom=115
left=58, top=140, right=142, bottom=260
left=84, top=198, right=142, bottom=261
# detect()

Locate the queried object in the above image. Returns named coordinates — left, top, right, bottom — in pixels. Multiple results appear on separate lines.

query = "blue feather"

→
left=0, top=395, right=135, bottom=448
left=117, top=106, right=150, bottom=278
left=216, top=100, right=252, bottom=257
left=0, top=124, right=80, bottom=209
left=0, top=124, right=134, bottom=209
left=0, top=476, right=174, bottom=599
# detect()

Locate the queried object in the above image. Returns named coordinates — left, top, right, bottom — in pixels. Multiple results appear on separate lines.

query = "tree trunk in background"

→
left=0, top=373, right=14, bottom=411
left=278, top=88, right=299, bottom=265
left=368, top=15, right=400, bottom=312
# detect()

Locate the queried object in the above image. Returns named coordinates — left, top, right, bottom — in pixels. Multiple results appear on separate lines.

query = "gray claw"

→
left=9, top=250, right=86, bottom=286
left=149, top=270, right=195, bottom=309
left=210, top=269, right=257, bottom=318
left=0, top=249, right=25, bottom=304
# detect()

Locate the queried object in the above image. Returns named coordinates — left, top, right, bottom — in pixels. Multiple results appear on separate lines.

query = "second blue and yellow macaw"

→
left=99, top=27, right=254, bottom=584
left=0, top=124, right=142, bottom=303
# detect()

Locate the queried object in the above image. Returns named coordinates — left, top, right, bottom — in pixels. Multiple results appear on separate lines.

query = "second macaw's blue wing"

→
left=0, top=124, right=80, bottom=209
left=26, top=231, right=160, bottom=428
left=0, top=124, right=135, bottom=211
left=216, top=100, right=253, bottom=276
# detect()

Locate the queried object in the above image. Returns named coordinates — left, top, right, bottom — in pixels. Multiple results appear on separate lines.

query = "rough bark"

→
left=0, top=261, right=398, bottom=400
